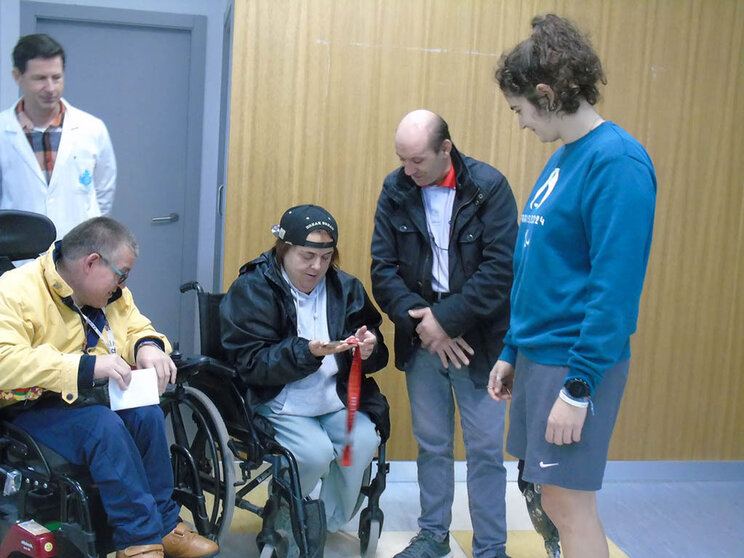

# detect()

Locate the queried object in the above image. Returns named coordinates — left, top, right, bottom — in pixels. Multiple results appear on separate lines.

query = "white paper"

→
left=109, top=367, right=160, bottom=411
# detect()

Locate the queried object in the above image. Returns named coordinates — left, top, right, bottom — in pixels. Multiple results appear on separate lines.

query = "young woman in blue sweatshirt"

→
left=488, top=14, right=656, bottom=558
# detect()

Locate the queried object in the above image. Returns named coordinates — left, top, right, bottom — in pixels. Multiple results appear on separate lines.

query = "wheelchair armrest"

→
left=174, top=354, right=238, bottom=384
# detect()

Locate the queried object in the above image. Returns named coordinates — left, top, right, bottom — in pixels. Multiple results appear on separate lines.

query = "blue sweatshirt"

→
left=500, top=122, right=656, bottom=395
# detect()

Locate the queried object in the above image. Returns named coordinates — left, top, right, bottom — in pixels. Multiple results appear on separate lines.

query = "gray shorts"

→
left=506, top=352, right=629, bottom=491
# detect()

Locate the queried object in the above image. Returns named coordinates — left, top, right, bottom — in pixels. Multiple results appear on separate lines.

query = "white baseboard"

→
left=385, top=460, right=744, bottom=483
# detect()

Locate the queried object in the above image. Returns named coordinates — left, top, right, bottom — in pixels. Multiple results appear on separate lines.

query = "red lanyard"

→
left=341, top=338, right=361, bottom=467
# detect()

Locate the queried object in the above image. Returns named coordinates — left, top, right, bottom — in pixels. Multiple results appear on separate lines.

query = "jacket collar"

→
left=240, top=249, right=345, bottom=339
left=54, top=99, right=80, bottom=176
left=42, top=242, right=74, bottom=302
left=390, top=144, right=481, bottom=233
left=2, top=101, right=45, bottom=184
left=15, top=99, right=66, bottom=132
left=239, top=250, right=286, bottom=291
left=43, top=241, right=123, bottom=310
left=4, top=98, right=75, bottom=130
left=391, top=144, right=478, bottom=201
left=1, top=99, right=79, bottom=186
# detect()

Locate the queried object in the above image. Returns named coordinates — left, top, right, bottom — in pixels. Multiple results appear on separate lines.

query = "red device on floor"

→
left=0, top=520, right=57, bottom=557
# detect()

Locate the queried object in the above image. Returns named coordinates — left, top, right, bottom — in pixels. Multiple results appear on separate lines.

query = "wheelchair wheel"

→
left=256, top=527, right=289, bottom=558
left=358, top=507, right=383, bottom=558
left=163, top=386, right=236, bottom=542
left=259, top=543, right=277, bottom=558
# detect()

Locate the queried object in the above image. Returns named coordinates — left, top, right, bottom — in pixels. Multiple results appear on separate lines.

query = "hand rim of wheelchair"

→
left=161, top=385, right=236, bottom=543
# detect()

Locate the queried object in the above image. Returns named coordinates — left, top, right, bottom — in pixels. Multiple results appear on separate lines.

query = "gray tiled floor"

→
left=598, top=480, right=744, bottom=557
left=215, top=461, right=744, bottom=557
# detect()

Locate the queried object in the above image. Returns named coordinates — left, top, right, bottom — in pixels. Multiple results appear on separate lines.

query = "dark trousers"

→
left=13, top=404, right=180, bottom=549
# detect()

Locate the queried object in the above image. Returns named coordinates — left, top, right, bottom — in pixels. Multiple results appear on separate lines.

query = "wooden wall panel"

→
left=225, top=0, right=744, bottom=460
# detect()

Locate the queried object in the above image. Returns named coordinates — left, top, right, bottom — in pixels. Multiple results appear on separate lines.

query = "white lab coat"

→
left=0, top=98, right=116, bottom=238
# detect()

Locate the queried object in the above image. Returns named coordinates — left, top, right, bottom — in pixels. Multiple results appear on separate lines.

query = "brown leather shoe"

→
left=115, top=544, right=164, bottom=557
left=162, top=522, right=218, bottom=558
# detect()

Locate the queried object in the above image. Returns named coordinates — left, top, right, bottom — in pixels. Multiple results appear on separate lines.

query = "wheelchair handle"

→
left=179, top=281, right=204, bottom=294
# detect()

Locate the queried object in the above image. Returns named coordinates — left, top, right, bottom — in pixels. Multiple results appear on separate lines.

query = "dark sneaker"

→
left=394, top=531, right=452, bottom=558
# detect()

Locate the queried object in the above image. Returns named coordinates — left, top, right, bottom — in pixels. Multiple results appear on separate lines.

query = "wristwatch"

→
left=564, top=378, right=591, bottom=399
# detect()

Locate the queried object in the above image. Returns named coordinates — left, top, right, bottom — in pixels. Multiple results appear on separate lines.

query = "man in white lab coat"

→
left=0, top=33, right=116, bottom=238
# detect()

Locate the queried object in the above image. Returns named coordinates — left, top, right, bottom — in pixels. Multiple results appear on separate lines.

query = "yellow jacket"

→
left=0, top=246, right=170, bottom=406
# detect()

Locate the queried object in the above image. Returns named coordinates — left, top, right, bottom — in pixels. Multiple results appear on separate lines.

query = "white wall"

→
left=0, top=0, right=232, bottom=293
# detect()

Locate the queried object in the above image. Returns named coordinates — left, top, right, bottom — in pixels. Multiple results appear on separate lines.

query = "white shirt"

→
left=422, top=186, right=455, bottom=293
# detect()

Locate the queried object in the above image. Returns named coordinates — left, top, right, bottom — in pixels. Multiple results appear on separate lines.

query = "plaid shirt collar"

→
left=15, top=99, right=66, bottom=132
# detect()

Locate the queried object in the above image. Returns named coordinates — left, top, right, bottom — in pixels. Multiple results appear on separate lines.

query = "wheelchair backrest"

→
left=192, top=289, right=257, bottom=432
left=184, top=287, right=265, bottom=464
left=0, top=210, right=56, bottom=276
left=197, top=291, right=228, bottom=361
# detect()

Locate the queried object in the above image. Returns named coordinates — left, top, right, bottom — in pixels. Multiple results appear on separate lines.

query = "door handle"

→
left=217, top=184, right=225, bottom=217
left=151, top=212, right=180, bottom=224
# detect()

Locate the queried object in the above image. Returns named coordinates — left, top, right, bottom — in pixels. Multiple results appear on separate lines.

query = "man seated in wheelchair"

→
left=220, top=205, right=389, bottom=539
left=0, top=217, right=218, bottom=558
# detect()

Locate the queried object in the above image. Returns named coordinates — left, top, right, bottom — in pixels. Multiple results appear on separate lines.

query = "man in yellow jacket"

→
left=0, top=217, right=218, bottom=558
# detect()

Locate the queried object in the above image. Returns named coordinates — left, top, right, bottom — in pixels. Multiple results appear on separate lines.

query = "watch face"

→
left=566, top=379, right=590, bottom=398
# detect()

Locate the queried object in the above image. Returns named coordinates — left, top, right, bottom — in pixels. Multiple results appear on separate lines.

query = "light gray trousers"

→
left=405, top=348, right=508, bottom=557
left=258, top=406, right=380, bottom=531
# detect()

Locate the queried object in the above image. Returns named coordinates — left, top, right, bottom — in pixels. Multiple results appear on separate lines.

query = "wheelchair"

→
left=0, top=210, right=235, bottom=557
left=179, top=280, right=388, bottom=558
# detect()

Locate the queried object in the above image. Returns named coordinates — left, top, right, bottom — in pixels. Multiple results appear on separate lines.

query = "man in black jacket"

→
left=371, top=110, right=517, bottom=558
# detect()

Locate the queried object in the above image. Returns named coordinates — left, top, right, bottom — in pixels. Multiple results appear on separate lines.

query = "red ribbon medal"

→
left=341, top=337, right=361, bottom=467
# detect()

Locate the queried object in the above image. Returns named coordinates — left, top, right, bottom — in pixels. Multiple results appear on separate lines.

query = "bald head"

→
left=395, top=110, right=453, bottom=187
left=395, top=110, right=449, bottom=150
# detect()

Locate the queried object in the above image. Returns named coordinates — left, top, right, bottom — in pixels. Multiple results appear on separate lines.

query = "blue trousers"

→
left=13, top=404, right=180, bottom=549
left=405, top=348, right=508, bottom=558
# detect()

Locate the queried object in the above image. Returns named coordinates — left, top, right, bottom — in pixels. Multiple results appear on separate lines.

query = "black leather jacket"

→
left=220, top=250, right=390, bottom=440
left=370, top=145, right=518, bottom=385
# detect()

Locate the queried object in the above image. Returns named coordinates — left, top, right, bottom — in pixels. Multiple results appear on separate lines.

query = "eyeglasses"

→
left=95, top=252, right=129, bottom=285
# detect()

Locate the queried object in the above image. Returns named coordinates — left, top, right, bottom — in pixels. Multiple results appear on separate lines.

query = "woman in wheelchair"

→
left=220, top=204, right=389, bottom=551
left=0, top=217, right=218, bottom=558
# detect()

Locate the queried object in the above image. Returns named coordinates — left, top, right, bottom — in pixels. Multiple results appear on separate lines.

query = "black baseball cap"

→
left=271, top=204, right=338, bottom=248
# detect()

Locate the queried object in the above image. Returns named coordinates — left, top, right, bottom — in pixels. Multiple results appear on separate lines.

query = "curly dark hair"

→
left=494, top=14, right=606, bottom=114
